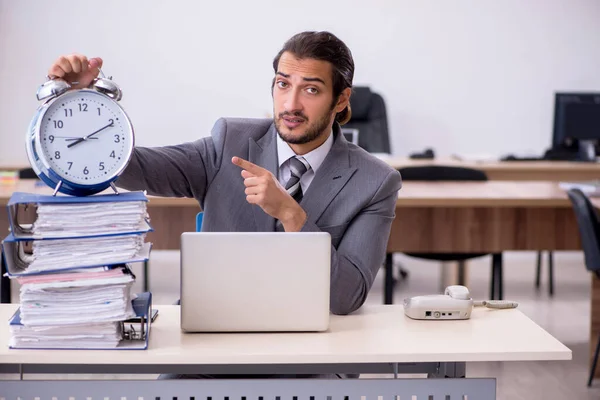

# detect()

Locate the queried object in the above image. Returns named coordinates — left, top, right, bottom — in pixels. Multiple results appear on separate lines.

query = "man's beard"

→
left=274, top=108, right=333, bottom=145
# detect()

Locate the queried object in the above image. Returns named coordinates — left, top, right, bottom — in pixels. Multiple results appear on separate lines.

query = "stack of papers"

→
left=9, top=266, right=134, bottom=349
left=3, top=191, right=153, bottom=349
left=17, top=267, right=135, bottom=325
left=7, top=265, right=137, bottom=349
left=9, top=318, right=122, bottom=349
left=28, top=234, right=146, bottom=273
left=33, top=201, right=149, bottom=237
left=6, top=191, right=152, bottom=240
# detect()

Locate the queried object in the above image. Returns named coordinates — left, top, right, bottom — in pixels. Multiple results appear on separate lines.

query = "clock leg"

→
left=52, top=181, right=63, bottom=196
left=110, top=182, right=120, bottom=195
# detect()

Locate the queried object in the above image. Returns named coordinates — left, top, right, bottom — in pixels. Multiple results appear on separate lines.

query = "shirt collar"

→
left=276, top=129, right=334, bottom=173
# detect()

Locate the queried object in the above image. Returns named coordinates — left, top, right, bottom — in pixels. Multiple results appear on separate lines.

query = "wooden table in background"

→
left=385, top=157, right=600, bottom=181
left=389, top=181, right=585, bottom=253
left=6, top=157, right=600, bottom=182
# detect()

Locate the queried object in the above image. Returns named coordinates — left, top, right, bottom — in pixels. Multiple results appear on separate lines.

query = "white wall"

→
left=1, top=0, right=599, bottom=166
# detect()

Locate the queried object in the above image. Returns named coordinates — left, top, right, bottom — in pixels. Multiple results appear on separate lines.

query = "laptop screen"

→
left=341, top=128, right=359, bottom=145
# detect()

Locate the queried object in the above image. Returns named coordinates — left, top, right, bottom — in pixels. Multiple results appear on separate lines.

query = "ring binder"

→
left=6, top=191, right=153, bottom=240
left=1, top=235, right=152, bottom=277
left=8, top=292, right=152, bottom=350
left=120, top=292, right=153, bottom=348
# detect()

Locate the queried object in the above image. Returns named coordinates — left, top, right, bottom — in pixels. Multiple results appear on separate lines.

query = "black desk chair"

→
left=535, top=251, right=554, bottom=296
left=565, top=188, right=600, bottom=386
left=384, top=165, right=504, bottom=304
left=344, top=86, right=391, bottom=154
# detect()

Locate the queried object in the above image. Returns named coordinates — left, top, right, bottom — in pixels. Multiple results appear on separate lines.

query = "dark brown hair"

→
left=272, top=31, right=354, bottom=125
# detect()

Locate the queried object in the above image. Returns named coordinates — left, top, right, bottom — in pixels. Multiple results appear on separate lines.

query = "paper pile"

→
left=3, top=191, right=153, bottom=349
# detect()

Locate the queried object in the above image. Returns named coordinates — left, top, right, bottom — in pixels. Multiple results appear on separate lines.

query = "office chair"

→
left=344, top=86, right=391, bottom=154
left=196, top=212, right=204, bottom=232
left=535, top=251, right=554, bottom=296
left=565, top=188, right=600, bottom=386
left=384, top=165, right=504, bottom=304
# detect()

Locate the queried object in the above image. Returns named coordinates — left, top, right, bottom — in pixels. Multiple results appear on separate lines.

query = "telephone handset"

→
left=403, top=285, right=518, bottom=320
left=445, top=285, right=471, bottom=300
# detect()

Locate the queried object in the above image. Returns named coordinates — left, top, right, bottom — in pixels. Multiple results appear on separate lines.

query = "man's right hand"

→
left=47, top=54, right=103, bottom=89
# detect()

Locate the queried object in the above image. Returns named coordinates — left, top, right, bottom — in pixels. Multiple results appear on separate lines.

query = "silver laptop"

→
left=180, top=232, right=331, bottom=332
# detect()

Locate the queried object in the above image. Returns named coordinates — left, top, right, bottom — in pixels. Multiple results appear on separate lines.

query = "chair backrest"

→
left=196, top=212, right=204, bottom=232
left=566, top=188, right=600, bottom=277
left=343, top=86, right=391, bottom=154
left=398, top=165, right=488, bottom=181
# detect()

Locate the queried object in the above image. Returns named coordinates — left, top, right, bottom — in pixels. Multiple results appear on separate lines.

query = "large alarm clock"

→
left=26, top=72, right=134, bottom=196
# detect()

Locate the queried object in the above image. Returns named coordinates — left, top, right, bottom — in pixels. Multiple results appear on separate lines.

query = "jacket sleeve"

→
left=115, top=119, right=229, bottom=205
left=300, top=169, right=401, bottom=315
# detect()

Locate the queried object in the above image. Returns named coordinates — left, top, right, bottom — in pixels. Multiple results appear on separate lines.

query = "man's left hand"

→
left=232, top=157, right=306, bottom=231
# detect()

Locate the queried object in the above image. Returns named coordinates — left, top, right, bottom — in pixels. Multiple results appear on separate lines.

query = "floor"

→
left=3, top=250, right=600, bottom=399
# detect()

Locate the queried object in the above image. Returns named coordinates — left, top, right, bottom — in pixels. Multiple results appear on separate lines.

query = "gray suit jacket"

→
left=117, top=118, right=402, bottom=315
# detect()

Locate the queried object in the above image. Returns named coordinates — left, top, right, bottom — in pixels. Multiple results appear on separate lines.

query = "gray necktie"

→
left=276, top=157, right=309, bottom=232
left=285, top=156, right=309, bottom=203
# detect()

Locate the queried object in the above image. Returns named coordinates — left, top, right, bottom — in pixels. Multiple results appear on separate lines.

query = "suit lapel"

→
left=248, top=124, right=278, bottom=231
left=301, top=124, right=357, bottom=224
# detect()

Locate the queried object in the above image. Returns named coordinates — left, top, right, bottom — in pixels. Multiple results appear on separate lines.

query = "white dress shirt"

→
left=276, top=130, right=334, bottom=193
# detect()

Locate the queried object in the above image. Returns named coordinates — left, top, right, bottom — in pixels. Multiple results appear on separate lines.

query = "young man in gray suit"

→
left=47, top=31, right=402, bottom=317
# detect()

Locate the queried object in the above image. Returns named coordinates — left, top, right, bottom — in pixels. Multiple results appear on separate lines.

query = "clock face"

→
left=37, top=90, right=133, bottom=186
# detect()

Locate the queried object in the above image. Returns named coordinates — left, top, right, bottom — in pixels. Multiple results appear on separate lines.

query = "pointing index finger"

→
left=232, top=157, right=266, bottom=176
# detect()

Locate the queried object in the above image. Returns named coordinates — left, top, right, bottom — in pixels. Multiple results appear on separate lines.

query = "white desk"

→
left=0, top=304, right=570, bottom=373
left=0, top=304, right=572, bottom=399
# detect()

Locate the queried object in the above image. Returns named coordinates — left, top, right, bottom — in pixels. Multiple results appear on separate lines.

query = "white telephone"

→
left=403, top=285, right=518, bottom=320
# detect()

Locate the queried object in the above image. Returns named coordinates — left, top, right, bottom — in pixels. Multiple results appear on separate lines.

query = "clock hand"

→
left=67, top=121, right=114, bottom=148
left=46, top=135, right=99, bottom=141
left=64, top=137, right=99, bottom=141
left=50, top=135, right=86, bottom=139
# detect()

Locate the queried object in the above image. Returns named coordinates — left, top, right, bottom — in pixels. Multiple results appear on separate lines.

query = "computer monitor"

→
left=341, top=128, right=359, bottom=145
left=552, top=92, right=600, bottom=161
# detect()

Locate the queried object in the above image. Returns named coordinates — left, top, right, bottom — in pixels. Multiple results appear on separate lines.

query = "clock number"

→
left=78, top=103, right=88, bottom=112
left=67, top=162, right=73, bottom=170
left=64, top=109, right=73, bottom=117
left=83, top=166, right=89, bottom=175
left=53, top=120, right=63, bottom=129
left=99, top=162, right=105, bottom=171
left=114, top=134, right=120, bottom=143
left=48, top=135, right=55, bottom=143
left=110, top=150, right=116, bottom=158
left=54, top=151, right=61, bottom=159
left=97, top=108, right=101, bottom=116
